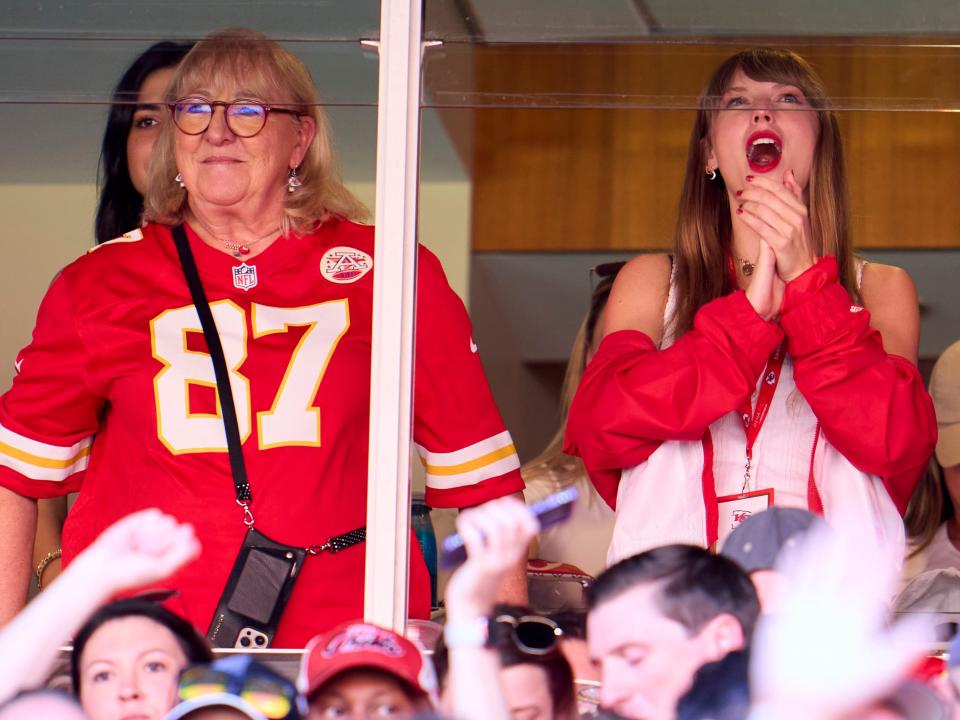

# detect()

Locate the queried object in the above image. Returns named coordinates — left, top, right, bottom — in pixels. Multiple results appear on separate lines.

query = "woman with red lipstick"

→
left=565, top=48, right=936, bottom=565
left=0, top=28, right=525, bottom=644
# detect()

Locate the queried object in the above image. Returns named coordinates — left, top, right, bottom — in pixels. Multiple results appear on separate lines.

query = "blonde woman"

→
left=0, top=28, right=524, bottom=644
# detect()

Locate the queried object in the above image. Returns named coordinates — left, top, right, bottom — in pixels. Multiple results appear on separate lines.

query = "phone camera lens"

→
left=255, top=635, right=266, bottom=646
left=240, top=636, right=251, bottom=647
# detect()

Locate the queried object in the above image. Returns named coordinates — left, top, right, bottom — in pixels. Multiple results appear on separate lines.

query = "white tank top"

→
left=610, top=258, right=903, bottom=567
left=657, top=259, right=866, bottom=508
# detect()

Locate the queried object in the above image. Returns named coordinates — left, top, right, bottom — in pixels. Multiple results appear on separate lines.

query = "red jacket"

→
left=564, top=257, right=936, bottom=515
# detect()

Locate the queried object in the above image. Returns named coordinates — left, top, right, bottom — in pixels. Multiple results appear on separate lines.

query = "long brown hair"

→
left=905, top=459, right=950, bottom=557
left=671, top=48, right=857, bottom=338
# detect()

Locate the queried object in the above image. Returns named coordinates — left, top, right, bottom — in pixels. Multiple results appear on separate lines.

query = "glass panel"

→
left=0, top=7, right=383, bottom=634
left=419, top=5, right=960, bottom=604
left=0, top=39, right=377, bottom=104
left=423, top=42, right=960, bottom=111
left=0, top=1, right=380, bottom=40
left=425, top=0, right=960, bottom=41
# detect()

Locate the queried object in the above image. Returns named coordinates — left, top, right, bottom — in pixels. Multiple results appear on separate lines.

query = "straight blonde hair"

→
left=671, top=48, right=857, bottom=338
left=143, top=27, right=367, bottom=233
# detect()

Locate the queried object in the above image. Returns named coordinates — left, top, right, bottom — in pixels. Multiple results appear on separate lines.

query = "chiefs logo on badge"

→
left=321, top=246, right=373, bottom=284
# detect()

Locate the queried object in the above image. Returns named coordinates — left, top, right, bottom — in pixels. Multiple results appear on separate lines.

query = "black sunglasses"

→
left=493, top=614, right=563, bottom=655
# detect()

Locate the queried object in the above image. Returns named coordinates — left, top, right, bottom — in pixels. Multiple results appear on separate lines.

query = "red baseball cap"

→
left=298, top=621, right=437, bottom=704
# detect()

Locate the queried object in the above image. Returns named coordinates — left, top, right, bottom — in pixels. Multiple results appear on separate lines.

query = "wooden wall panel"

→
left=461, top=43, right=960, bottom=251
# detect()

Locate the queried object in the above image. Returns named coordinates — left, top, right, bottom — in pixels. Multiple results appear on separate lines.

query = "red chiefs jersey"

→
left=0, top=219, right=523, bottom=646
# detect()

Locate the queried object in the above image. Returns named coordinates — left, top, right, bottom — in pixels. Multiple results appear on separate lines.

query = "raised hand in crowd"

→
left=0, top=509, right=199, bottom=704
left=442, top=495, right=540, bottom=720
left=749, top=509, right=933, bottom=720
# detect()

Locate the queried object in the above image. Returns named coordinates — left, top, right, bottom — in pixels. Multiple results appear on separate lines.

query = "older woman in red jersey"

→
left=0, top=28, right=524, bottom=646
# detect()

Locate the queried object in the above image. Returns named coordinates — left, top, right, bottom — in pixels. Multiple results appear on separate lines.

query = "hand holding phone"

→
left=440, top=486, right=578, bottom=570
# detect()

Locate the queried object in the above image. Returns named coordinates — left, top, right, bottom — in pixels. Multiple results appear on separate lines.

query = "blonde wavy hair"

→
left=143, top=27, right=367, bottom=233
left=671, top=48, right=858, bottom=338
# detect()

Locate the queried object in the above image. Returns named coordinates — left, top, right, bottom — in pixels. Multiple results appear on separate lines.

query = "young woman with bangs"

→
left=565, top=48, right=936, bottom=564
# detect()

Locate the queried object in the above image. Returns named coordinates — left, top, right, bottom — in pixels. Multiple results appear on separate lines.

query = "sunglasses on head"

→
left=588, top=260, right=627, bottom=293
left=178, top=664, right=298, bottom=719
left=493, top=614, right=563, bottom=656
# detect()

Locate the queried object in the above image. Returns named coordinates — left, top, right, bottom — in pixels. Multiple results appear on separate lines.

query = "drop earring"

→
left=705, top=167, right=718, bottom=181
left=174, top=172, right=185, bottom=189
left=287, top=167, right=303, bottom=193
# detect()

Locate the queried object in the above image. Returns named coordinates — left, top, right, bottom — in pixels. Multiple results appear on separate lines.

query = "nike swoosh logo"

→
left=470, top=339, right=478, bottom=353
left=14, top=358, right=23, bottom=373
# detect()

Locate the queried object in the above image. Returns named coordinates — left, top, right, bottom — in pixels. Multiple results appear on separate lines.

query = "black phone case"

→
left=206, top=527, right=306, bottom=648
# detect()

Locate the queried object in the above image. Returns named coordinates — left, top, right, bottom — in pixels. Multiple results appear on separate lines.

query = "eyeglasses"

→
left=178, top=664, right=299, bottom=719
left=171, top=97, right=303, bottom=138
left=494, top=614, right=563, bottom=655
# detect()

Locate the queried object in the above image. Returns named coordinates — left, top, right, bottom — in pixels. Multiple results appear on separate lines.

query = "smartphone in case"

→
left=439, top=486, right=579, bottom=569
left=207, top=529, right=305, bottom=648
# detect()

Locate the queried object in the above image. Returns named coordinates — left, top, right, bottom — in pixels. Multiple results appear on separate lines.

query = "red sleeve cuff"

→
left=0, top=471, right=82, bottom=500
left=425, top=470, right=525, bottom=509
left=696, top=290, right=785, bottom=378
left=779, top=258, right=877, bottom=360
left=780, top=256, right=839, bottom=314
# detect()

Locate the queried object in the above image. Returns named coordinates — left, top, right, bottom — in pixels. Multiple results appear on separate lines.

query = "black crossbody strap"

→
left=170, top=226, right=365, bottom=553
left=171, top=225, right=251, bottom=503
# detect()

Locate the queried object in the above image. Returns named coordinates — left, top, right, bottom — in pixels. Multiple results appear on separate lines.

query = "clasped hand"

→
left=737, top=169, right=817, bottom=320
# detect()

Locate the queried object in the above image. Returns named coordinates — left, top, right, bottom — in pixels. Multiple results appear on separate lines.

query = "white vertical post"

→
left=363, top=0, right=423, bottom=632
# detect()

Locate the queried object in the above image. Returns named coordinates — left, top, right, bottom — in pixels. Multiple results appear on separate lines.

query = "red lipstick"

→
left=745, top=130, right=782, bottom=173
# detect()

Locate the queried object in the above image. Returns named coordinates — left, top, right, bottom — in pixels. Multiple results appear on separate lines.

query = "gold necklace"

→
left=733, top=253, right=757, bottom=276
left=188, top=214, right=281, bottom=258
left=222, top=232, right=276, bottom=258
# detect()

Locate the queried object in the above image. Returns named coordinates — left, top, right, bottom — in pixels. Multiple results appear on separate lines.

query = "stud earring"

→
left=174, top=172, right=185, bottom=189
left=705, top=168, right=718, bottom=181
left=287, top=167, right=303, bottom=193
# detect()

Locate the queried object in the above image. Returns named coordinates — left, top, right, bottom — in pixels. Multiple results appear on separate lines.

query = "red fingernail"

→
left=746, top=175, right=754, bottom=182
left=736, top=206, right=744, bottom=215
left=735, top=190, right=742, bottom=198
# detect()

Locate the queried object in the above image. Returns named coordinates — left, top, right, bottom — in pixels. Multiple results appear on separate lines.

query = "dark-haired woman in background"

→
left=95, top=40, right=194, bottom=244
left=32, top=41, right=194, bottom=593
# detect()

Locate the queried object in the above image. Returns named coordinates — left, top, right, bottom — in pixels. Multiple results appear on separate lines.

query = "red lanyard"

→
left=738, top=340, right=786, bottom=493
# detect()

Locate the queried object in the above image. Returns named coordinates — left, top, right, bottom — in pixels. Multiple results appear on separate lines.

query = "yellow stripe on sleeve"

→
left=425, top=443, right=518, bottom=477
left=0, top=440, right=91, bottom=470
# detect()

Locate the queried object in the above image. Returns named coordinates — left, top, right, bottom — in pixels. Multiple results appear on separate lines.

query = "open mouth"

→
left=745, top=131, right=782, bottom=173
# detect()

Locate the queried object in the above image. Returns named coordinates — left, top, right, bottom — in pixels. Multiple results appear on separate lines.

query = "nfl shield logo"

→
left=232, top=263, right=258, bottom=291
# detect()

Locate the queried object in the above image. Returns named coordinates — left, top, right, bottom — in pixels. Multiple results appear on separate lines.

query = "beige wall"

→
left=348, top=179, right=472, bottom=303
left=0, top=183, right=97, bottom=391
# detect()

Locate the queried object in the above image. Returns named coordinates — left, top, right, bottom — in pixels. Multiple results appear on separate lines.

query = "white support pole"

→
left=363, top=0, right=423, bottom=632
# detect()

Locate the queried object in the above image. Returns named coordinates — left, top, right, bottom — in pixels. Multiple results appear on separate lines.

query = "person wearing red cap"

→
left=298, top=621, right=436, bottom=719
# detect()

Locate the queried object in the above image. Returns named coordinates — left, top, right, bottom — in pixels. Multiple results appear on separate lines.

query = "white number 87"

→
left=150, top=299, right=350, bottom=454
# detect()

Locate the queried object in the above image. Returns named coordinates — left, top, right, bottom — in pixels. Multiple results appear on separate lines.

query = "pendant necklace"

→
left=221, top=227, right=281, bottom=258
left=733, top=253, right=757, bottom=277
